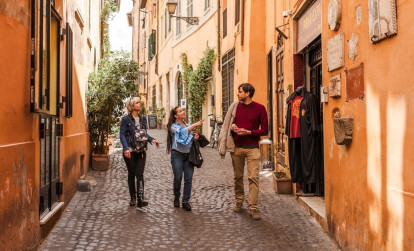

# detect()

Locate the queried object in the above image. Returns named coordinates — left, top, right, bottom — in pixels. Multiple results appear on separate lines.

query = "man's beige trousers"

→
left=230, top=147, right=260, bottom=210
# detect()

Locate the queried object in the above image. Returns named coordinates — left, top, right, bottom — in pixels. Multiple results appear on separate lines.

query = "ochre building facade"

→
left=0, top=0, right=104, bottom=249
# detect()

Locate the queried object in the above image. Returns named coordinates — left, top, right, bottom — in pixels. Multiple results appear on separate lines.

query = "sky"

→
left=109, top=0, right=133, bottom=52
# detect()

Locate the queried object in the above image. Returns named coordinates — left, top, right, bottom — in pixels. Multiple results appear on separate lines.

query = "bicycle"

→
left=208, top=114, right=223, bottom=148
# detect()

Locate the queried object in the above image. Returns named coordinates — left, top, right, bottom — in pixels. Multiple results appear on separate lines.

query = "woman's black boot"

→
left=129, top=197, right=136, bottom=206
left=137, top=180, right=148, bottom=208
left=174, top=197, right=180, bottom=208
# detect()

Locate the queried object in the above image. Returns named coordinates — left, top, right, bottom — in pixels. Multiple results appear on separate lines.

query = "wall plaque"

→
left=369, top=0, right=397, bottom=43
left=348, top=33, right=359, bottom=62
left=328, top=0, right=341, bottom=31
left=329, top=74, right=341, bottom=98
left=346, top=64, right=364, bottom=101
left=327, top=32, right=344, bottom=71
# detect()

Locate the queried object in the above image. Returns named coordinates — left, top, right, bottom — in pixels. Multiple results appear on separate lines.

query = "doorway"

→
left=305, top=41, right=324, bottom=196
left=275, top=35, right=285, bottom=168
left=267, top=51, right=274, bottom=141
left=39, top=116, right=60, bottom=217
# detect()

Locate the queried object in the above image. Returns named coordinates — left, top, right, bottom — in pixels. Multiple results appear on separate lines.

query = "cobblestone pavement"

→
left=39, top=129, right=340, bottom=251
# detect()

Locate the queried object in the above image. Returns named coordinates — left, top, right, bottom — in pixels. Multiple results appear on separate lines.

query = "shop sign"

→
left=297, top=0, right=322, bottom=52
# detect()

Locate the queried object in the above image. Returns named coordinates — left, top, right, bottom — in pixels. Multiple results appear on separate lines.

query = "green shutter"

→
left=148, top=30, right=156, bottom=61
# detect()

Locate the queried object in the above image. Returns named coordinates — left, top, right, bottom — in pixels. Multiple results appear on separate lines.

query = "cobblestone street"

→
left=39, top=129, right=339, bottom=251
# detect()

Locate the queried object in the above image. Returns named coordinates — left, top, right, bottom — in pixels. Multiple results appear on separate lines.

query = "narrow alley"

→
left=39, top=129, right=339, bottom=251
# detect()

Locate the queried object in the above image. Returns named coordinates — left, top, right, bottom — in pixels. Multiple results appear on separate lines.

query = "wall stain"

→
left=0, top=0, right=30, bottom=28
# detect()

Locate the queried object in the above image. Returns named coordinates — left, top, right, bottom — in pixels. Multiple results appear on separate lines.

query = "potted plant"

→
left=156, top=107, right=165, bottom=129
left=87, top=51, right=139, bottom=170
left=273, top=165, right=292, bottom=194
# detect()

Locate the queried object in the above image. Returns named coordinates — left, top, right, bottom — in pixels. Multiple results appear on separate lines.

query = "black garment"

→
left=286, top=86, right=305, bottom=183
left=288, top=138, right=302, bottom=183
left=197, top=134, right=210, bottom=148
left=299, top=92, right=320, bottom=184
left=189, top=140, right=203, bottom=167
left=189, top=134, right=210, bottom=168
left=123, top=151, right=146, bottom=200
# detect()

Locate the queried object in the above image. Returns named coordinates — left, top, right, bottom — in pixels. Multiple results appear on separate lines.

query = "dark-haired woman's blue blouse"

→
left=170, top=122, right=194, bottom=153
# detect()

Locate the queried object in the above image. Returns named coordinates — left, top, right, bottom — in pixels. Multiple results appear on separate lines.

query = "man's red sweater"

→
left=232, top=101, right=269, bottom=147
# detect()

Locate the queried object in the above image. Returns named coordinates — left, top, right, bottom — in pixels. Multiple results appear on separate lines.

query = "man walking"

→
left=219, top=83, right=269, bottom=220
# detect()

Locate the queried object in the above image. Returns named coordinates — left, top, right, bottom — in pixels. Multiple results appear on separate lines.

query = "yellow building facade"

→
left=132, top=0, right=221, bottom=136
left=0, top=0, right=104, bottom=249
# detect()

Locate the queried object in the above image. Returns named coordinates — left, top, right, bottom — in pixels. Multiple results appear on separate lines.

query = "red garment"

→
left=289, top=96, right=303, bottom=138
left=233, top=101, right=269, bottom=147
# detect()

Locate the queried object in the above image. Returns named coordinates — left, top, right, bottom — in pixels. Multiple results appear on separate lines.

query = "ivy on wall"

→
left=101, top=0, right=118, bottom=56
left=180, top=48, right=216, bottom=123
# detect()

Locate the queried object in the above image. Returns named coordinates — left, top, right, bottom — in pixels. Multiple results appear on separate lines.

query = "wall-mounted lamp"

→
left=166, top=0, right=199, bottom=25
left=275, top=23, right=289, bottom=40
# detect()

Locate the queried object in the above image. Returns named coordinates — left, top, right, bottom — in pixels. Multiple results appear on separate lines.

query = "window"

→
left=148, top=29, right=156, bottom=61
left=223, top=9, right=227, bottom=38
left=65, top=23, right=73, bottom=118
left=177, top=73, right=184, bottom=106
left=30, top=0, right=61, bottom=116
left=235, top=0, right=240, bottom=24
left=31, top=0, right=62, bottom=219
left=221, top=48, right=235, bottom=116
left=159, top=82, right=163, bottom=105
left=204, top=0, right=211, bottom=11
left=164, top=9, right=167, bottom=39
left=152, top=87, right=156, bottom=109
left=176, top=0, right=181, bottom=36
left=142, top=31, right=146, bottom=52
left=186, top=0, right=193, bottom=28
left=168, top=10, right=171, bottom=33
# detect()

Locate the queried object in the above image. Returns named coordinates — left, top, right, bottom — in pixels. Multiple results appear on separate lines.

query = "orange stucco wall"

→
left=322, top=0, right=414, bottom=249
left=0, top=0, right=97, bottom=249
left=221, top=0, right=267, bottom=105
left=0, top=1, right=40, bottom=249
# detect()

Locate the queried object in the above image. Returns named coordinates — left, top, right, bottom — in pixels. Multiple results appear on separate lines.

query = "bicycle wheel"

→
left=212, top=131, right=219, bottom=149
left=210, top=128, right=216, bottom=148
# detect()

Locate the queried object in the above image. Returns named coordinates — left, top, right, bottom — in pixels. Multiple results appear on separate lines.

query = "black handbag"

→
left=197, top=134, right=210, bottom=148
left=189, top=140, right=203, bottom=168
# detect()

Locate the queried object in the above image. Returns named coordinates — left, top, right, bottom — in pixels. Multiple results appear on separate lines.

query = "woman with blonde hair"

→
left=120, top=97, right=160, bottom=207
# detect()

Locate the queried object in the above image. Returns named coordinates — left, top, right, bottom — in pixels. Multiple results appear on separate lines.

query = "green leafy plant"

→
left=180, top=48, right=216, bottom=123
left=156, top=107, right=166, bottom=124
left=87, top=51, right=139, bottom=154
left=274, top=163, right=290, bottom=179
left=101, top=0, right=118, bottom=56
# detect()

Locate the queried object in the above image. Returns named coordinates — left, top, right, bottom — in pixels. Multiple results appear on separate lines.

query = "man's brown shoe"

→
left=233, top=202, right=243, bottom=213
left=250, top=209, right=261, bottom=220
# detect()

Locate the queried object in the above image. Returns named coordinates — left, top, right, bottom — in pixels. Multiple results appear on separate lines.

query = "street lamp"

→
left=166, top=0, right=199, bottom=26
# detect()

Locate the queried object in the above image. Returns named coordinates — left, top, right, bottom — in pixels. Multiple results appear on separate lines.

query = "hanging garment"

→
left=299, top=92, right=321, bottom=184
left=285, top=86, right=305, bottom=183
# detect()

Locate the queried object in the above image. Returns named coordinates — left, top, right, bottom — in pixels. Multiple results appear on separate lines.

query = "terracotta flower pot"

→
left=273, top=174, right=292, bottom=194
left=91, top=153, right=109, bottom=171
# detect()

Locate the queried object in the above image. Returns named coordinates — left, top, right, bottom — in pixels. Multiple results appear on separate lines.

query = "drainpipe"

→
left=155, top=0, right=159, bottom=75
left=217, top=0, right=221, bottom=72
left=241, top=0, right=245, bottom=46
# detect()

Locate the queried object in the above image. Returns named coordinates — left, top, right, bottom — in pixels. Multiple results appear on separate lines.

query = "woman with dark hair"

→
left=120, top=97, right=161, bottom=207
left=166, top=107, right=203, bottom=211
